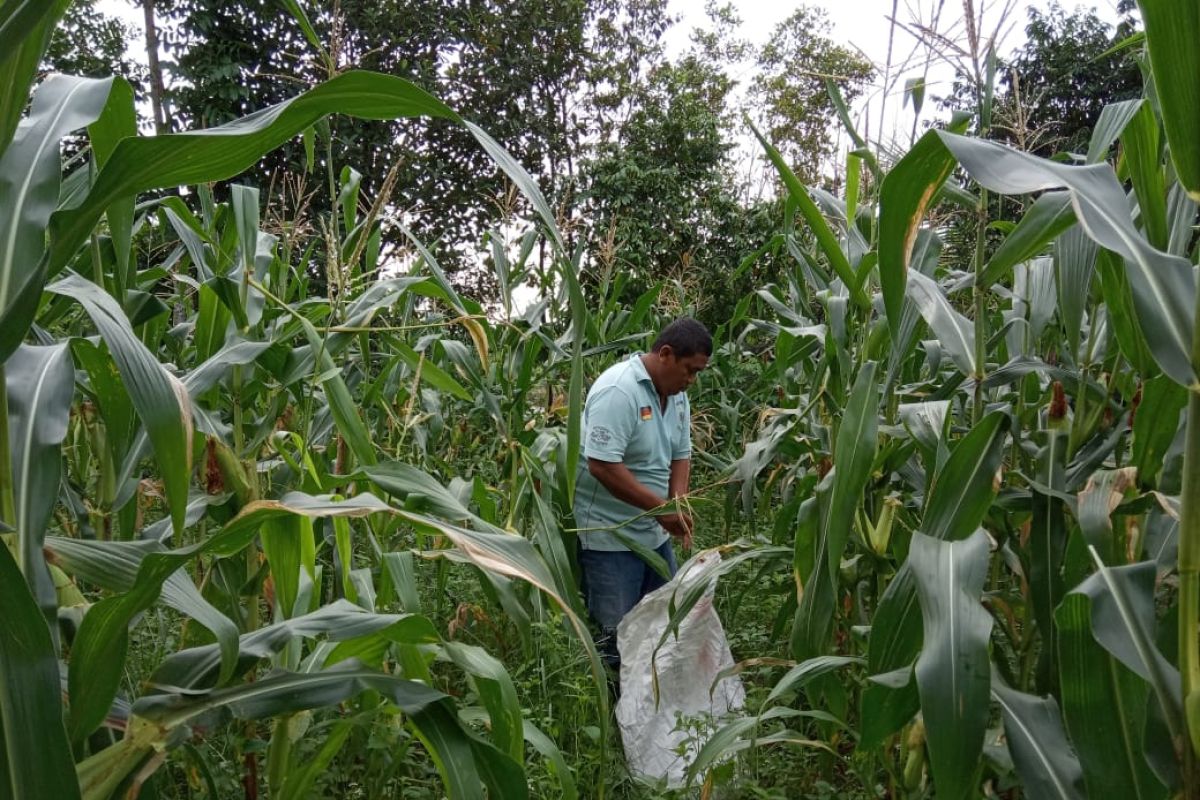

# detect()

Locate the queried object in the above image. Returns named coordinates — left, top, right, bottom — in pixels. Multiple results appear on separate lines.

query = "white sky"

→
left=667, top=0, right=1129, bottom=175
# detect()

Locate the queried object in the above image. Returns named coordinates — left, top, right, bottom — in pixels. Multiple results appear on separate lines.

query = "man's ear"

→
left=658, top=344, right=674, bottom=361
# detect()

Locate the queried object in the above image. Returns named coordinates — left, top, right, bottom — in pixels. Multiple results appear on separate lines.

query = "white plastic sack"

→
left=615, top=550, right=746, bottom=787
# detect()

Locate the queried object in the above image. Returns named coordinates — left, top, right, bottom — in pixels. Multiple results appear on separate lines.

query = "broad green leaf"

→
left=1028, top=431, right=1068, bottom=692
left=66, top=492, right=392, bottom=744
left=260, top=514, right=317, bottom=620
left=906, top=272, right=975, bottom=376
left=979, top=191, right=1076, bottom=288
left=1137, top=0, right=1200, bottom=199
left=48, top=273, right=193, bottom=536
left=910, top=530, right=993, bottom=800
left=1086, top=99, right=1143, bottom=164
left=1056, top=593, right=1165, bottom=799
left=45, top=535, right=240, bottom=685
left=685, top=706, right=837, bottom=787
left=1070, top=556, right=1184, bottom=750
left=5, top=343, right=71, bottom=625
left=521, top=719, right=578, bottom=800
left=277, top=0, right=327, bottom=59
left=992, top=678, right=1087, bottom=800
left=878, top=128, right=959, bottom=339
left=1096, top=248, right=1157, bottom=376
left=922, top=411, right=1009, bottom=541
left=87, top=77, right=137, bottom=295
left=391, top=338, right=472, bottom=401
left=0, top=0, right=71, bottom=155
left=792, top=361, right=878, bottom=659
left=296, top=315, right=376, bottom=468
left=937, top=131, right=1196, bottom=387
left=1054, top=225, right=1098, bottom=355
left=0, top=543, right=81, bottom=800
left=763, top=655, right=862, bottom=707
left=1077, top=468, right=1139, bottom=565
left=0, top=74, right=117, bottom=362
left=150, top=599, right=438, bottom=689
left=443, top=642, right=523, bottom=763
left=749, top=120, right=866, bottom=309
left=1133, top=375, right=1186, bottom=488
left=1122, top=100, right=1168, bottom=249
left=46, top=71, right=461, bottom=276
left=133, top=661, right=525, bottom=800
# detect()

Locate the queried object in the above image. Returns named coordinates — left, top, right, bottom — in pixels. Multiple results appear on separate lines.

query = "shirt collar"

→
left=628, top=352, right=654, bottom=385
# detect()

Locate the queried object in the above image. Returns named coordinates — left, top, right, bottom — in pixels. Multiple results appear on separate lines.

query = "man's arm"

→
left=587, top=458, right=692, bottom=542
left=668, top=458, right=690, bottom=500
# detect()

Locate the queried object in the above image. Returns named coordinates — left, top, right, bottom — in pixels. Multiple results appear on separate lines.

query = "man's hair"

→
left=651, top=317, right=712, bottom=358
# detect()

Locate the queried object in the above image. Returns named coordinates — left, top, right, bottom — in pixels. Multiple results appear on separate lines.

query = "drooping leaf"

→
left=877, top=128, right=959, bottom=340
left=992, top=678, right=1087, bottom=800
left=5, top=343, right=72, bottom=625
left=47, top=273, right=193, bottom=536
left=905, top=272, right=976, bottom=376
left=979, top=191, right=1076, bottom=288
left=937, top=131, right=1196, bottom=387
left=0, top=74, right=118, bottom=362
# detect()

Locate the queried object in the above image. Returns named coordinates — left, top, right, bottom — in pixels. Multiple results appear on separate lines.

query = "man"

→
left=573, top=317, right=712, bottom=670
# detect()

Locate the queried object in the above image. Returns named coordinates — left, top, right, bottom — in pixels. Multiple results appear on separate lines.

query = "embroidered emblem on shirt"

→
left=589, top=426, right=612, bottom=446
left=639, top=406, right=652, bottom=421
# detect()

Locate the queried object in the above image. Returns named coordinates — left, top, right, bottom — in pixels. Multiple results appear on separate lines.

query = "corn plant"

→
left=697, top=1, right=1200, bottom=796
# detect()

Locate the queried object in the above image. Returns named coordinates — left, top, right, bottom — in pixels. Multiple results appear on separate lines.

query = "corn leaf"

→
left=0, top=543, right=81, bottom=800
left=992, top=678, right=1087, bottom=800
left=910, top=529, right=993, bottom=800
left=1137, top=0, right=1200, bottom=199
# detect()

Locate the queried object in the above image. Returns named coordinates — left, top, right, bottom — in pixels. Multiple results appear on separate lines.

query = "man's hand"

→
left=659, top=511, right=693, bottom=550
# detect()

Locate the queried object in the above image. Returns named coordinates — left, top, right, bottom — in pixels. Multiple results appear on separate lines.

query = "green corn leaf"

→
left=905, top=272, right=976, bottom=376
left=878, top=128, right=959, bottom=340
left=1070, top=556, right=1184, bottom=752
left=48, top=273, right=193, bottom=537
left=1122, top=100, right=1168, bottom=249
left=5, top=344, right=72, bottom=627
left=1136, top=0, right=1200, bottom=199
left=1086, top=99, right=1144, bottom=164
left=1028, top=431, right=1068, bottom=692
left=0, top=543, right=81, bottom=800
left=979, top=191, right=1076, bottom=288
left=65, top=492, right=392, bottom=745
left=910, top=529, right=993, bottom=800
left=937, top=131, right=1196, bottom=387
left=1056, top=593, right=1166, bottom=799
left=1054, top=225, right=1099, bottom=356
left=443, top=642, right=523, bottom=763
left=45, top=535, right=240, bottom=686
left=922, top=411, right=1009, bottom=541
left=792, top=361, right=878, bottom=659
left=0, top=0, right=71, bottom=154
left=749, top=120, right=866, bottom=309
left=1132, top=375, right=1187, bottom=488
left=0, top=74, right=119, bottom=363
left=992, top=677, right=1087, bottom=800
left=150, top=599, right=438, bottom=690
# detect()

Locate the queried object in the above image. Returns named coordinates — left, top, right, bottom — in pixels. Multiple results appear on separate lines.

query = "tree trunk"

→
left=141, top=0, right=168, bottom=134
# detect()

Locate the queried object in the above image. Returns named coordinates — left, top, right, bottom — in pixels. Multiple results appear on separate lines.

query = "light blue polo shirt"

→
left=574, top=353, right=692, bottom=551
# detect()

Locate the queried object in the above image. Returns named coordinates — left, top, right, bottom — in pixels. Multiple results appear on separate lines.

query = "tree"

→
left=158, top=0, right=672, bottom=290
left=44, top=0, right=146, bottom=84
left=751, top=6, right=873, bottom=186
left=997, top=1, right=1141, bottom=156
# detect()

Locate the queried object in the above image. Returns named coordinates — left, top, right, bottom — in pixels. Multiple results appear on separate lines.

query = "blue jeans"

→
left=578, top=540, right=678, bottom=671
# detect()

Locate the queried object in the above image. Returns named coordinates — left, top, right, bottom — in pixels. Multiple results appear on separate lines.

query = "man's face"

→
left=657, top=347, right=709, bottom=395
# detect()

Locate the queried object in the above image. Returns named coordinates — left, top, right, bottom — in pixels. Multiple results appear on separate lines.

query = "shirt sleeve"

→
left=583, top=386, right=637, bottom=462
left=672, top=394, right=692, bottom=460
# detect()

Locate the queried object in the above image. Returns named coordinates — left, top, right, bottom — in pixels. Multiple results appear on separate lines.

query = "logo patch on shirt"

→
left=639, top=406, right=652, bottom=421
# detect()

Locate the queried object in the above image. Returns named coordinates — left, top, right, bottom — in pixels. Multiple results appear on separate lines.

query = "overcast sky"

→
left=667, top=0, right=1130, bottom=154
